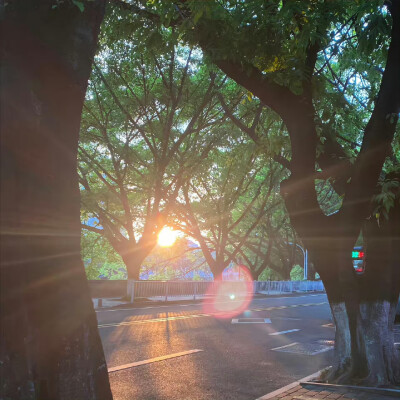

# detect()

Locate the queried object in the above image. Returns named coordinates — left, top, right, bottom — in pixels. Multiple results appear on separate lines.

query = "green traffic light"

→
left=352, top=251, right=364, bottom=259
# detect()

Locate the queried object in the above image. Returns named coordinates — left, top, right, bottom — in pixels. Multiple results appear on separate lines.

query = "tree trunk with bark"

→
left=116, top=238, right=157, bottom=283
left=122, top=254, right=143, bottom=281
left=283, top=176, right=400, bottom=386
left=314, top=216, right=400, bottom=386
left=293, top=174, right=400, bottom=386
left=121, top=247, right=150, bottom=282
left=211, top=265, right=226, bottom=281
left=358, top=190, right=400, bottom=385
left=306, top=263, right=316, bottom=281
left=249, top=269, right=261, bottom=281
left=0, top=1, right=112, bottom=399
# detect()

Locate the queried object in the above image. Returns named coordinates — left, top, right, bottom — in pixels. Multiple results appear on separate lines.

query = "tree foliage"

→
left=172, top=137, right=287, bottom=278
left=79, top=36, right=227, bottom=279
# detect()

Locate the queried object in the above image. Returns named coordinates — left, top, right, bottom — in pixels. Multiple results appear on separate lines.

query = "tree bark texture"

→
left=312, top=193, right=400, bottom=386
left=249, top=269, right=261, bottom=281
left=111, top=234, right=158, bottom=283
left=122, top=254, right=143, bottom=281
left=120, top=246, right=152, bottom=282
left=286, top=3, right=400, bottom=381
left=1, top=1, right=112, bottom=399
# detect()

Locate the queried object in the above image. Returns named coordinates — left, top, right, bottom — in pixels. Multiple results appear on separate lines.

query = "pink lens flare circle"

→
left=202, top=265, right=254, bottom=319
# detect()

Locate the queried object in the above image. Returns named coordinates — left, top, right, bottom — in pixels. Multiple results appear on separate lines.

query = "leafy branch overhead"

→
left=79, top=35, right=229, bottom=279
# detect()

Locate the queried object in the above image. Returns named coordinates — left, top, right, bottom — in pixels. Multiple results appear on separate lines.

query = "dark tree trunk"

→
left=0, top=2, right=112, bottom=399
left=211, top=266, right=226, bottom=281
left=315, top=248, right=369, bottom=384
left=280, top=266, right=291, bottom=281
left=124, top=257, right=142, bottom=281
left=309, top=197, right=400, bottom=386
left=119, top=240, right=157, bottom=283
left=249, top=269, right=261, bottom=281
left=359, top=189, right=400, bottom=385
left=122, top=252, right=146, bottom=281
left=307, top=263, right=316, bottom=281
left=321, top=263, right=400, bottom=385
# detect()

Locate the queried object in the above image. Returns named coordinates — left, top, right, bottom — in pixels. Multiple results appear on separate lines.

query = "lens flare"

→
left=157, top=227, right=177, bottom=247
left=202, top=265, right=254, bottom=319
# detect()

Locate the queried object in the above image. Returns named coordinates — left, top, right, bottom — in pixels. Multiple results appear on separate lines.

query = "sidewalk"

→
left=258, top=381, right=400, bottom=400
left=92, top=298, right=129, bottom=309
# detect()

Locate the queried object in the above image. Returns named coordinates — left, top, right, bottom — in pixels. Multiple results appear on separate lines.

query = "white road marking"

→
left=269, top=329, right=300, bottom=336
left=250, top=302, right=327, bottom=313
left=99, top=313, right=208, bottom=328
left=107, top=349, right=203, bottom=373
left=231, top=318, right=271, bottom=324
left=270, top=342, right=298, bottom=351
left=95, top=293, right=326, bottom=313
left=322, top=323, right=335, bottom=328
left=97, top=302, right=328, bottom=328
left=311, top=347, right=334, bottom=354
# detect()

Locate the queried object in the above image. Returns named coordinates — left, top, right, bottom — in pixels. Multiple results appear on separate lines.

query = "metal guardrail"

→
left=127, top=280, right=324, bottom=303
left=254, top=280, right=324, bottom=294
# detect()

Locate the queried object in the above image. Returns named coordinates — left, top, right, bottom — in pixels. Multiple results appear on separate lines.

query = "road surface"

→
left=96, top=293, right=336, bottom=400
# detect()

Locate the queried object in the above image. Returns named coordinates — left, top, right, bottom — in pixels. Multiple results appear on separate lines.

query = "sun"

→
left=157, top=227, right=178, bottom=247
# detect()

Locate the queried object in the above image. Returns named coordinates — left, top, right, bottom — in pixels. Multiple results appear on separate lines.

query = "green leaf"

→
left=72, top=0, right=84, bottom=13
left=193, top=10, right=204, bottom=25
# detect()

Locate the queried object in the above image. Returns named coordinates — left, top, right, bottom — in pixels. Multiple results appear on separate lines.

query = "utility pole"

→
left=288, top=242, right=308, bottom=280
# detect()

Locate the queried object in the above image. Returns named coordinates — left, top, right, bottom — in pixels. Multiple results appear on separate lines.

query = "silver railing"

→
left=127, top=280, right=325, bottom=303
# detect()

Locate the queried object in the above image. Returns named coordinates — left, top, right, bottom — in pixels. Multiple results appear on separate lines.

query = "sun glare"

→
left=157, top=227, right=178, bottom=247
left=202, top=265, right=254, bottom=319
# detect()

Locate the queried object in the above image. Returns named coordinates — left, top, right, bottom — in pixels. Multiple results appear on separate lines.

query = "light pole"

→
left=288, top=242, right=308, bottom=280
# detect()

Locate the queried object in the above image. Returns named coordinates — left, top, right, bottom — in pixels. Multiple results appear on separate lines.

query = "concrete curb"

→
left=302, top=381, right=400, bottom=396
left=256, top=366, right=400, bottom=400
left=255, top=368, right=327, bottom=400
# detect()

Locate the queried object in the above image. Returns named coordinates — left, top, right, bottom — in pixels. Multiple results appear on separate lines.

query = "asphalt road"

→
left=96, top=293, right=336, bottom=400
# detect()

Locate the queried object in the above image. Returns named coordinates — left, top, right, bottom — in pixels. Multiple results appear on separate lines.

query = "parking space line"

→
left=270, top=342, right=298, bottom=351
left=108, top=349, right=203, bottom=373
left=251, top=302, right=328, bottom=313
left=232, top=318, right=271, bottom=324
left=269, top=329, right=300, bottom=336
left=311, top=347, right=334, bottom=355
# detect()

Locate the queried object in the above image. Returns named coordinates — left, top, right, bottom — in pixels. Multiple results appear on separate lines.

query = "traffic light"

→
left=352, top=248, right=365, bottom=273
left=352, top=251, right=364, bottom=259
